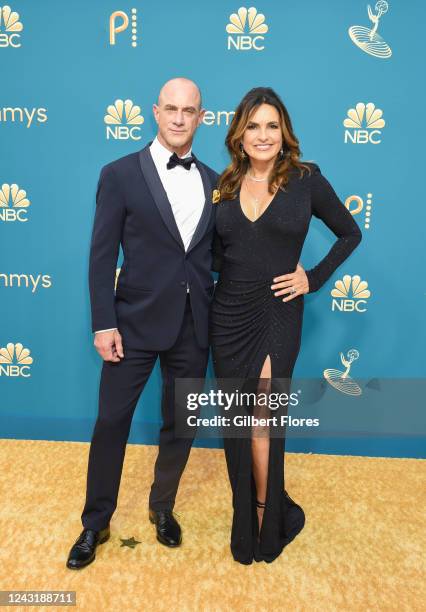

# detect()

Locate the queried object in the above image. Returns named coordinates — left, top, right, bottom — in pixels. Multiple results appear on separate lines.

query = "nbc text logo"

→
left=109, top=8, right=138, bottom=47
left=348, top=1, right=392, bottom=59
left=345, top=193, right=374, bottom=230
left=331, top=275, right=371, bottom=313
left=343, top=102, right=385, bottom=144
left=104, top=99, right=144, bottom=140
left=0, top=5, right=23, bottom=48
left=0, top=183, right=30, bottom=222
left=0, top=342, right=33, bottom=378
left=226, top=7, right=268, bottom=51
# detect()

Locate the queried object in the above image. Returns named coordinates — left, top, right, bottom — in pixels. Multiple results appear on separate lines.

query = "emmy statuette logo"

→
left=226, top=7, right=268, bottom=51
left=324, top=349, right=362, bottom=396
left=348, top=2, right=392, bottom=58
left=0, top=5, right=23, bottom=48
left=104, top=99, right=144, bottom=140
left=345, top=193, right=373, bottom=230
left=343, top=102, right=385, bottom=144
left=109, top=8, right=138, bottom=47
left=331, top=275, right=371, bottom=312
left=0, top=342, right=33, bottom=377
left=0, top=183, right=30, bottom=222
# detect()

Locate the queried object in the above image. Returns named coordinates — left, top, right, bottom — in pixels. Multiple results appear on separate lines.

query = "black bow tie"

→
left=167, top=152, right=195, bottom=171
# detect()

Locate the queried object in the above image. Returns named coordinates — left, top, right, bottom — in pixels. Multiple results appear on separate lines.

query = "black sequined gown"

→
left=210, top=163, right=362, bottom=564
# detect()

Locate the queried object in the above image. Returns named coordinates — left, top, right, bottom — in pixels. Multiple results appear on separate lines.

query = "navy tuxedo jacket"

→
left=88, top=143, right=218, bottom=350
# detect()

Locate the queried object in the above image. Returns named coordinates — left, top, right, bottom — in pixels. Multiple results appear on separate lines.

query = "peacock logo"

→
left=0, top=183, right=30, bottom=222
left=0, top=5, right=23, bottom=47
left=104, top=99, right=144, bottom=141
left=0, top=342, right=33, bottom=377
left=344, top=193, right=373, bottom=230
left=226, top=7, right=268, bottom=51
left=343, top=102, right=385, bottom=144
left=109, top=8, right=138, bottom=47
left=331, top=275, right=371, bottom=312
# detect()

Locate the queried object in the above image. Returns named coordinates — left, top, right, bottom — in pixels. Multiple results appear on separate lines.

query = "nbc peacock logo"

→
left=0, top=342, right=33, bottom=377
left=226, top=6, right=268, bottom=51
left=331, top=275, right=371, bottom=313
left=343, top=102, right=385, bottom=144
left=345, top=193, right=374, bottom=230
left=0, top=5, right=23, bottom=48
left=104, top=99, right=144, bottom=141
left=0, top=183, right=30, bottom=222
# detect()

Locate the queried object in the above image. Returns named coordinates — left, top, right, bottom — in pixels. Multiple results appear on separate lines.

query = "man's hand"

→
left=271, top=263, right=309, bottom=302
left=94, top=329, right=124, bottom=362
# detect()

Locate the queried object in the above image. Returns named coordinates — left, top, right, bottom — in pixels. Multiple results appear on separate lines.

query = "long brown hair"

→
left=218, top=87, right=312, bottom=200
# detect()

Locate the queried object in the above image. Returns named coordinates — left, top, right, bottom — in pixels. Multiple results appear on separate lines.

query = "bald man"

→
left=67, top=78, right=218, bottom=569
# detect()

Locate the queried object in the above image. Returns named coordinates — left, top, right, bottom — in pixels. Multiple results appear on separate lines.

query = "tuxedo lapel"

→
left=187, top=157, right=214, bottom=254
left=138, top=145, right=185, bottom=250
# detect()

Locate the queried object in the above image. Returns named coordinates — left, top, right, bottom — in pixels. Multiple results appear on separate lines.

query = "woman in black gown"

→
left=210, top=88, right=362, bottom=565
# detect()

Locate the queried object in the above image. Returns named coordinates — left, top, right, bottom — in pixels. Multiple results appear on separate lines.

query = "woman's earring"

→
left=239, top=143, right=246, bottom=158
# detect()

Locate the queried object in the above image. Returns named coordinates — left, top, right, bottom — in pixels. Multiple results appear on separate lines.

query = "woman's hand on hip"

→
left=271, top=263, right=309, bottom=302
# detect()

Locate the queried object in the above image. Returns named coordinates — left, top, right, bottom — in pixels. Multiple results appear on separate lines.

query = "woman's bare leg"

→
left=251, top=355, right=271, bottom=534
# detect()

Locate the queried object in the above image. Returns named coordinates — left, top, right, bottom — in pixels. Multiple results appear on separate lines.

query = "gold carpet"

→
left=0, top=439, right=425, bottom=611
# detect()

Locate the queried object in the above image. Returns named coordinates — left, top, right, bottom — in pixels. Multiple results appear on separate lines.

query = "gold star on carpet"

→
left=120, top=536, right=141, bottom=549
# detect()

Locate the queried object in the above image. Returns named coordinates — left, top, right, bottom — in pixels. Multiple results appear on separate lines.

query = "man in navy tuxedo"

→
left=67, top=78, right=218, bottom=569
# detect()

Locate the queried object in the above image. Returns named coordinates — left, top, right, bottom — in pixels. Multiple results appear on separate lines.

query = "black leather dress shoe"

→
left=149, top=509, right=182, bottom=547
left=66, top=526, right=110, bottom=569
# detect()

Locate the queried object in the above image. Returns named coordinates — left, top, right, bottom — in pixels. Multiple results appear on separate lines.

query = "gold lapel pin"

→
left=212, top=189, right=221, bottom=204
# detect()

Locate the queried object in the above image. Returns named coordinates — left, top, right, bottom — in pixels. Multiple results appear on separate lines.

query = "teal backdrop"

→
left=1, top=1, right=425, bottom=457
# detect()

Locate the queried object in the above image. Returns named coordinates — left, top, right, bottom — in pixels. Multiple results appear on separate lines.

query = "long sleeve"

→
left=88, top=164, right=125, bottom=332
left=211, top=227, right=224, bottom=272
left=305, top=165, right=362, bottom=293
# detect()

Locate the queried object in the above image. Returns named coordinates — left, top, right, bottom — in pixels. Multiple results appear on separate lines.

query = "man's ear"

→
left=152, top=103, right=159, bottom=124
left=198, top=108, right=206, bottom=126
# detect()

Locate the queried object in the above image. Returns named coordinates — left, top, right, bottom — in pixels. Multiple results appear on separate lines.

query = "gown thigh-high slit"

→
left=210, top=163, right=362, bottom=564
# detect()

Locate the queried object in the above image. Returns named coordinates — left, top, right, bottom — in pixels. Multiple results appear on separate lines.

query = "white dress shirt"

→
left=96, top=137, right=205, bottom=333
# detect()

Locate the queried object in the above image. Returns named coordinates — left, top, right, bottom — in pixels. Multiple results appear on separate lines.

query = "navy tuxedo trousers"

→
left=81, top=294, right=209, bottom=531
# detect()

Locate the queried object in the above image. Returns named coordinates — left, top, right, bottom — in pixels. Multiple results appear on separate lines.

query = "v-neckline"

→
left=238, top=188, right=279, bottom=224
